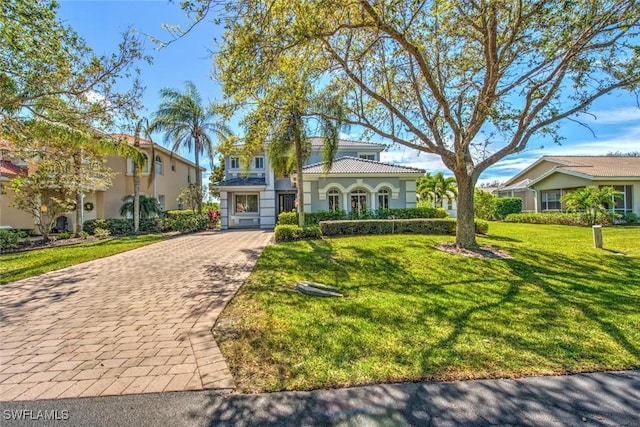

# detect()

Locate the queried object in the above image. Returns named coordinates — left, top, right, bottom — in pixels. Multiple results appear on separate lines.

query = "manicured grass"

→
left=0, top=235, right=164, bottom=284
left=214, top=223, right=640, bottom=392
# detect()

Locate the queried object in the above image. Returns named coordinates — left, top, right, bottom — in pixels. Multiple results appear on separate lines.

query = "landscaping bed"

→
left=213, top=222, right=640, bottom=392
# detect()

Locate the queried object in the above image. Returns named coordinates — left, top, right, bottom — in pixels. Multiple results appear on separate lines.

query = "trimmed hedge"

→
left=494, top=197, right=522, bottom=220
left=319, top=218, right=489, bottom=237
left=278, top=207, right=449, bottom=226
left=274, top=224, right=322, bottom=242
left=278, top=211, right=299, bottom=225
left=165, top=209, right=198, bottom=218
left=83, top=214, right=209, bottom=236
left=505, top=212, right=616, bottom=226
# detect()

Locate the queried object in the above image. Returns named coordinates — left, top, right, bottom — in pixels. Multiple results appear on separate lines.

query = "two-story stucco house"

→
left=498, top=155, right=640, bottom=215
left=0, top=134, right=203, bottom=231
left=213, top=138, right=425, bottom=229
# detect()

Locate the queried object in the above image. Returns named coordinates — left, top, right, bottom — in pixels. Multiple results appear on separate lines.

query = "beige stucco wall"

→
left=0, top=185, right=36, bottom=229
left=101, top=148, right=201, bottom=219
left=504, top=160, right=559, bottom=186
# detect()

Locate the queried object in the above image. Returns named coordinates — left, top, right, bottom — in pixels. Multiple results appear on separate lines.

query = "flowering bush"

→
left=208, top=209, right=221, bottom=227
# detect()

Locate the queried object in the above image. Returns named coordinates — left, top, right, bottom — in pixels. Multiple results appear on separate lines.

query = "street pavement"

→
left=1, top=370, right=638, bottom=426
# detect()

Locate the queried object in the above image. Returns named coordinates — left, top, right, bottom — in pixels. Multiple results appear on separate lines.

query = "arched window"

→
left=378, top=188, right=390, bottom=210
left=128, top=153, right=150, bottom=174
left=350, top=189, right=367, bottom=214
left=328, top=189, right=341, bottom=211
left=155, top=155, right=163, bottom=175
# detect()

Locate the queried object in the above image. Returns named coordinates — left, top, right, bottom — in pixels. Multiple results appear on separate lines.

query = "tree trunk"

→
left=194, top=143, right=202, bottom=214
left=133, top=164, right=140, bottom=234
left=454, top=172, right=478, bottom=248
left=295, top=138, right=305, bottom=228
left=73, top=152, right=82, bottom=236
left=133, top=137, right=140, bottom=234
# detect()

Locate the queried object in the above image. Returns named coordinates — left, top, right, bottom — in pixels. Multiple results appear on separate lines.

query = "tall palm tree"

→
left=243, top=82, right=344, bottom=228
left=130, top=117, right=154, bottom=233
left=151, top=81, right=228, bottom=213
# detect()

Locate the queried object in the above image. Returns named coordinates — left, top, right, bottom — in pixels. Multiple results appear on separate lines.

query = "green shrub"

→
left=301, top=225, right=322, bottom=239
left=0, top=229, right=19, bottom=250
left=319, top=218, right=489, bottom=237
left=275, top=224, right=301, bottom=242
left=93, top=227, right=111, bottom=238
left=168, top=214, right=208, bottom=233
left=504, top=212, right=591, bottom=226
left=79, top=231, right=90, bottom=239
left=304, top=210, right=347, bottom=224
left=474, top=189, right=497, bottom=220
left=475, top=219, right=489, bottom=234
left=622, top=212, right=640, bottom=224
left=58, top=232, right=71, bottom=239
left=278, top=211, right=299, bottom=225
left=494, top=197, right=522, bottom=220
left=165, top=209, right=198, bottom=218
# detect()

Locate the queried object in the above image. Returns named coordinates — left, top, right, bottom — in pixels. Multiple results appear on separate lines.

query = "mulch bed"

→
left=0, top=236, right=103, bottom=254
left=434, top=242, right=513, bottom=259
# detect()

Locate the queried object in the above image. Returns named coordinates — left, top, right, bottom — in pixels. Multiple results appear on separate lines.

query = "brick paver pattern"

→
left=0, top=230, right=272, bottom=401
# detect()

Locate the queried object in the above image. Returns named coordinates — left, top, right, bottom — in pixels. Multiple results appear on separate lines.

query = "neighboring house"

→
left=0, top=134, right=204, bottom=231
left=213, top=138, right=425, bottom=229
left=498, top=155, right=640, bottom=215
left=0, top=158, right=33, bottom=229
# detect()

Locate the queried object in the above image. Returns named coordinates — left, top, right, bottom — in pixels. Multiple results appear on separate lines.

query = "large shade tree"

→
left=190, top=0, right=640, bottom=248
left=151, top=81, right=229, bottom=213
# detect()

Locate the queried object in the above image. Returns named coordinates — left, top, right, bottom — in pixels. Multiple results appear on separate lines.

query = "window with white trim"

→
left=155, top=155, right=163, bottom=175
left=358, top=153, right=376, bottom=161
left=328, top=189, right=341, bottom=211
left=611, top=185, right=633, bottom=213
left=230, top=156, right=240, bottom=169
left=235, top=194, right=259, bottom=214
left=254, top=156, right=264, bottom=169
left=350, top=189, right=368, bottom=213
left=158, top=195, right=165, bottom=210
left=127, top=154, right=150, bottom=174
left=541, top=190, right=562, bottom=211
left=378, top=189, right=390, bottom=209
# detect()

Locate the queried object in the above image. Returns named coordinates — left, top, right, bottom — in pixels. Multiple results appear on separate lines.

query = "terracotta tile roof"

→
left=302, top=156, right=425, bottom=174
left=544, top=156, right=640, bottom=178
left=309, top=137, right=387, bottom=151
left=0, top=160, right=27, bottom=178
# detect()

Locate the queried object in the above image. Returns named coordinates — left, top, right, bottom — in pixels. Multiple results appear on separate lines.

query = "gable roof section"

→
left=302, top=156, right=425, bottom=175
left=503, top=155, right=640, bottom=188
left=542, top=156, right=640, bottom=178
left=110, top=134, right=205, bottom=171
left=528, top=156, right=640, bottom=187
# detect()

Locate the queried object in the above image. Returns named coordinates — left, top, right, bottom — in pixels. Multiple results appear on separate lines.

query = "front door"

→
left=278, top=194, right=296, bottom=214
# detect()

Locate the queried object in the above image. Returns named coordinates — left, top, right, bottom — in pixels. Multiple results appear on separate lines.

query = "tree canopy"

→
left=208, top=0, right=640, bottom=247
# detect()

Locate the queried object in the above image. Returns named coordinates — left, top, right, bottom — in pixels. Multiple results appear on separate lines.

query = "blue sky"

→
left=58, top=1, right=640, bottom=185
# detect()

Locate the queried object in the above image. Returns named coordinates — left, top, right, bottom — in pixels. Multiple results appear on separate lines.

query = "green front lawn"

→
left=214, top=223, right=640, bottom=392
left=0, top=235, right=164, bottom=284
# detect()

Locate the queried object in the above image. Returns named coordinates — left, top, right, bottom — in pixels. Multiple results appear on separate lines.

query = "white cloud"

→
left=580, top=107, right=640, bottom=125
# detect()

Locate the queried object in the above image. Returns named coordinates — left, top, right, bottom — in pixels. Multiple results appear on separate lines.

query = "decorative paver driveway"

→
left=0, top=230, right=272, bottom=401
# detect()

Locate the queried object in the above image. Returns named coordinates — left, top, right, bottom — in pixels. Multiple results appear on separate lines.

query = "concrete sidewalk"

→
left=1, top=370, right=638, bottom=426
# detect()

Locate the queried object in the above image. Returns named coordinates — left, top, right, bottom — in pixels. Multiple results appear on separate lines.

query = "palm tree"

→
left=151, top=81, right=228, bottom=213
left=243, top=81, right=344, bottom=228
left=560, top=186, right=621, bottom=225
left=120, top=194, right=162, bottom=219
left=418, top=172, right=458, bottom=208
left=129, top=118, right=155, bottom=233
